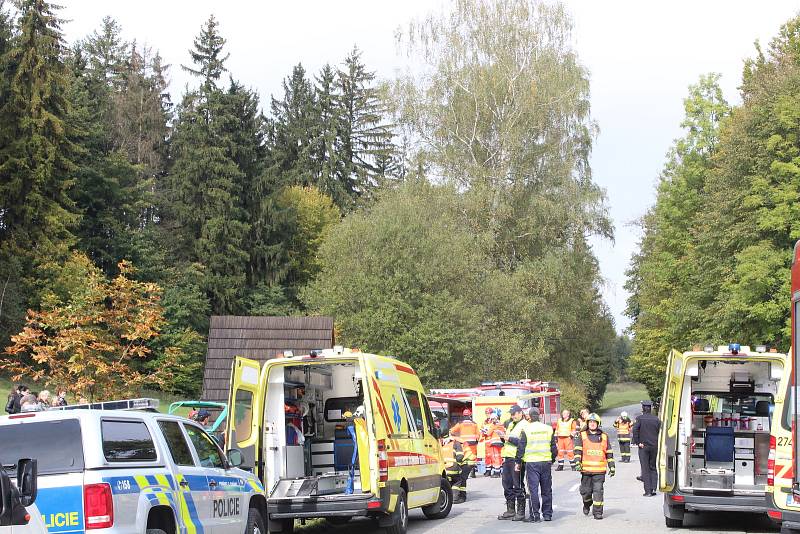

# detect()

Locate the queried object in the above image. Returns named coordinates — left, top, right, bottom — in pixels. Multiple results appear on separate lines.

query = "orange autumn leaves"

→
left=3, top=256, right=180, bottom=401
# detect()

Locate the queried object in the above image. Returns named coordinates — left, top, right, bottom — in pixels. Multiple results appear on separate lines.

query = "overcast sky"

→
left=58, top=1, right=800, bottom=333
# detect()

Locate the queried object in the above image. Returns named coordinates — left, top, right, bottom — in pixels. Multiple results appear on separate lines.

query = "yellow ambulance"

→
left=227, top=347, right=452, bottom=534
left=764, top=351, right=798, bottom=529
left=659, top=344, right=787, bottom=527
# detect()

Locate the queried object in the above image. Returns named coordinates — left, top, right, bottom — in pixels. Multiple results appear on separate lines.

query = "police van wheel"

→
left=384, top=488, right=409, bottom=534
left=245, top=507, right=267, bottom=534
left=422, top=477, right=453, bottom=520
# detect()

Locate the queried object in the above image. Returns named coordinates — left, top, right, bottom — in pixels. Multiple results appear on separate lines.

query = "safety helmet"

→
left=620, top=411, right=628, bottom=418
left=587, top=413, right=602, bottom=426
left=194, top=409, right=211, bottom=421
left=462, top=408, right=472, bottom=417
left=485, top=407, right=494, bottom=415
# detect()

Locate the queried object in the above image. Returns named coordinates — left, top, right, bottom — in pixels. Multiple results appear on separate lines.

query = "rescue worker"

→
left=555, top=409, right=577, bottom=471
left=613, top=411, right=633, bottom=463
left=449, top=408, right=479, bottom=484
left=574, top=413, right=615, bottom=520
left=442, top=436, right=475, bottom=503
left=522, top=407, right=557, bottom=522
left=497, top=405, right=528, bottom=522
left=632, top=400, right=660, bottom=496
left=481, top=412, right=504, bottom=477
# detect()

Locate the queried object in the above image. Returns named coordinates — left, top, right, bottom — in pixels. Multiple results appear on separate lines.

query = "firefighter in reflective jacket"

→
left=613, top=411, right=633, bottom=463
left=554, top=410, right=577, bottom=471
left=522, top=407, right=558, bottom=522
left=497, top=405, right=528, bottom=522
left=481, top=412, right=504, bottom=477
left=442, top=437, right=474, bottom=504
left=574, top=413, right=615, bottom=520
left=449, top=408, right=478, bottom=468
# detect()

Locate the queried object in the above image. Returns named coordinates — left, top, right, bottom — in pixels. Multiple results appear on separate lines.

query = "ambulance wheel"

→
left=245, top=507, right=267, bottom=534
left=384, top=488, right=409, bottom=534
left=665, top=517, right=683, bottom=528
left=422, top=477, right=453, bottom=520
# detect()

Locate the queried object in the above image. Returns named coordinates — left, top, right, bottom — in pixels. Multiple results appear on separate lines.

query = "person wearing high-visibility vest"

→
left=481, top=412, right=504, bottom=477
left=449, top=408, right=479, bottom=486
left=521, top=407, right=558, bottom=522
left=613, top=411, right=633, bottom=463
left=497, top=405, right=528, bottom=522
left=574, top=413, right=615, bottom=520
left=442, top=437, right=474, bottom=504
left=554, top=409, right=577, bottom=471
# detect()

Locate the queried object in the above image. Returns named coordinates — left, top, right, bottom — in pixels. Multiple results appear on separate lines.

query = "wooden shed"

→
left=201, top=316, right=335, bottom=403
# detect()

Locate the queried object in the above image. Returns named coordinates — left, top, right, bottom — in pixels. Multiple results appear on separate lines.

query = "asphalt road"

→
left=298, top=404, right=778, bottom=534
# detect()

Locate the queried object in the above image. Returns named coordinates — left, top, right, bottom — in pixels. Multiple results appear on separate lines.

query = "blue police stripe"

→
left=35, top=486, right=84, bottom=534
left=183, top=492, right=205, bottom=534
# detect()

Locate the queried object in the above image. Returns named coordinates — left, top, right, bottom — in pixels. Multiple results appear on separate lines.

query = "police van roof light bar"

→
left=52, top=398, right=160, bottom=412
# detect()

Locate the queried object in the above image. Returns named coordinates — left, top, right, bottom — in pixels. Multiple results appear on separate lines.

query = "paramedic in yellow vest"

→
left=442, top=438, right=474, bottom=504
left=555, top=410, right=577, bottom=471
left=613, top=411, right=633, bottom=463
left=497, top=405, right=528, bottom=522
left=521, top=407, right=558, bottom=522
left=574, top=413, right=615, bottom=520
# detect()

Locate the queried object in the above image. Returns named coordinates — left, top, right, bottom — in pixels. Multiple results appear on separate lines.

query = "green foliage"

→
left=627, top=16, right=800, bottom=399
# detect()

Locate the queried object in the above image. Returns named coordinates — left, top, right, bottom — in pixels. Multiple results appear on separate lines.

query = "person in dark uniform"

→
left=632, top=399, right=661, bottom=496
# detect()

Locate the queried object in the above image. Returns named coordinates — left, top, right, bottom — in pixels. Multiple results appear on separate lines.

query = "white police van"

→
left=0, top=399, right=266, bottom=534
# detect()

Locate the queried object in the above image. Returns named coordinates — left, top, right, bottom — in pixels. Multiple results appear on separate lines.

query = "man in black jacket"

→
left=632, top=400, right=661, bottom=496
left=5, top=385, right=28, bottom=415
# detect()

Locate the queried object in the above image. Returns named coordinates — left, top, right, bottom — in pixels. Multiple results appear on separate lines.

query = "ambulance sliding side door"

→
left=227, top=357, right=264, bottom=478
left=658, top=349, right=684, bottom=492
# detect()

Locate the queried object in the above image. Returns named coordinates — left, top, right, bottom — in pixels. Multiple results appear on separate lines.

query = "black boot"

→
left=453, top=489, right=466, bottom=504
left=582, top=500, right=591, bottom=516
left=498, top=501, right=515, bottom=520
left=512, top=499, right=526, bottom=521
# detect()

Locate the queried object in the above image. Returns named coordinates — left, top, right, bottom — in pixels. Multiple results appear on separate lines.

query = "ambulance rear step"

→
left=271, top=474, right=352, bottom=498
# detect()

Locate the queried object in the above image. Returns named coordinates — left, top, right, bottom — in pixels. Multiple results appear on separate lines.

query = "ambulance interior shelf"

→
left=683, top=360, right=776, bottom=492
left=268, top=362, right=368, bottom=498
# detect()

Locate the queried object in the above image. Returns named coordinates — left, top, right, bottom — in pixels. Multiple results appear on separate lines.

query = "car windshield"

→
left=0, top=419, right=85, bottom=475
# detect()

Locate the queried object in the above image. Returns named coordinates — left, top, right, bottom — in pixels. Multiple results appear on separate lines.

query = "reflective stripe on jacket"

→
left=555, top=418, right=576, bottom=437
left=522, top=421, right=555, bottom=463
left=501, top=419, right=528, bottom=458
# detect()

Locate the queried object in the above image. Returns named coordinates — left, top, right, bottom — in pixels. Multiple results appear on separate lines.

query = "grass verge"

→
left=599, top=381, right=649, bottom=412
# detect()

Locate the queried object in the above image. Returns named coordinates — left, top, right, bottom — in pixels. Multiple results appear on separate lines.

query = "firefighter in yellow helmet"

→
left=574, top=413, right=615, bottom=520
left=442, top=437, right=474, bottom=504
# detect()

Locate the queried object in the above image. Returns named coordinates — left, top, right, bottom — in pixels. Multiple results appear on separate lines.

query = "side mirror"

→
left=227, top=449, right=244, bottom=468
left=430, top=426, right=440, bottom=439
left=16, top=459, right=37, bottom=507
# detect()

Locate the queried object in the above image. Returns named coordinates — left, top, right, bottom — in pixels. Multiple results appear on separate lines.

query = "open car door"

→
left=658, top=349, right=684, bottom=492
left=227, top=356, right=264, bottom=476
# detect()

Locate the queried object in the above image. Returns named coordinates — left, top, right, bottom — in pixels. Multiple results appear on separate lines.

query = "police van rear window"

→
left=102, top=420, right=157, bottom=462
left=0, top=419, right=84, bottom=475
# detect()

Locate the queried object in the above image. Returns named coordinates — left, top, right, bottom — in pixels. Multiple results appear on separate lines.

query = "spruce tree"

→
left=167, top=17, right=249, bottom=315
left=335, top=47, right=395, bottom=207
left=269, top=63, right=317, bottom=183
left=0, top=0, right=79, bottom=251
left=312, top=64, right=347, bottom=205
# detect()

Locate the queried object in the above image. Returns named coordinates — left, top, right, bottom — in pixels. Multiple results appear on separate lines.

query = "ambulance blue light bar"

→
left=728, top=343, right=741, bottom=355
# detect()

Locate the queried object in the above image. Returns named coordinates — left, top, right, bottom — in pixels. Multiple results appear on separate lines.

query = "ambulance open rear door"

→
left=227, top=356, right=264, bottom=478
left=658, top=349, right=684, bottom=492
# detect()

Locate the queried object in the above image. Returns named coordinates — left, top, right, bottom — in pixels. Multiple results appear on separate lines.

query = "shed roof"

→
left=201, top=316, right=335, bottom=403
